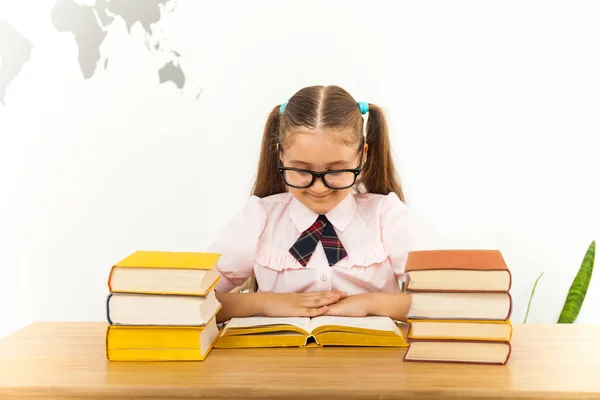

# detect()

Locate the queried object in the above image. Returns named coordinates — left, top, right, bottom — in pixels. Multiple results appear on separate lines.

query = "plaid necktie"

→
left=289, top=215, right=348, bottom=267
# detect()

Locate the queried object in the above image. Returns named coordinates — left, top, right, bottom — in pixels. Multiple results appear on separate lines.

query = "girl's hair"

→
left=251, top=85, right=405, bottom=203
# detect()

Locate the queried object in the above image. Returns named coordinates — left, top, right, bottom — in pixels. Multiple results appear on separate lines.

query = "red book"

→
left=405, top=249, right=512, bottom=292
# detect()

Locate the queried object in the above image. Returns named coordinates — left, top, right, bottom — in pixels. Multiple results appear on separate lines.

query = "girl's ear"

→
left=363, top=143, right=369, bottom=165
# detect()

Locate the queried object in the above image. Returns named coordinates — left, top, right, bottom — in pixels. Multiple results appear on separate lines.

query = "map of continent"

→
left=0, top=21, right=33, bottom=104
left=50, top=0, right=185, bottom=89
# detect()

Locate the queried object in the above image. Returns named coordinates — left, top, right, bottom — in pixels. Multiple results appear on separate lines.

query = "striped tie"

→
left=289, top=215, right=348, bottom=267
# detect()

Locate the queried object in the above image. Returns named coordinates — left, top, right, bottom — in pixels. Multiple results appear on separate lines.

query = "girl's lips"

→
left=308, top=192, right=331, bottom=199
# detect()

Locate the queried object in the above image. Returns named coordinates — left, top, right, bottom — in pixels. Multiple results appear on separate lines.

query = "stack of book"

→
left=105, top=250, right=223, bottom=361
left=403, top=249, right=513, bottom=365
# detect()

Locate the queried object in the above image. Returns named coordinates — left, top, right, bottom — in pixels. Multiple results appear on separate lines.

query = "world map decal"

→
left=0, top=0, right=191, bottom=106
left=0, top=20, right=33, bottom=105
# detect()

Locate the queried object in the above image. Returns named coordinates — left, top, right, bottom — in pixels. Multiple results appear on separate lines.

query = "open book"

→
left=215, top=315, right=408, bottom=348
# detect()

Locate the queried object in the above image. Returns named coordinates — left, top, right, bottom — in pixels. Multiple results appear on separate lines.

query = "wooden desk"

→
left=0, top=322, right=599, bottom=399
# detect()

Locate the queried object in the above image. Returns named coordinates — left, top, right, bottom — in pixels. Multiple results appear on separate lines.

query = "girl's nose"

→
left=311, top=178, right=328, bottom=193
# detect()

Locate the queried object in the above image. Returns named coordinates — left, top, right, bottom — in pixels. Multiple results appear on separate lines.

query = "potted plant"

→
left=524, top=240, right=595, bottom=323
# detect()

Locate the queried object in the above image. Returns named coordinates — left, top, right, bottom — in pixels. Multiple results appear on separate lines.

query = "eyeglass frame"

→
left=276, top=137, right=365, bottom=190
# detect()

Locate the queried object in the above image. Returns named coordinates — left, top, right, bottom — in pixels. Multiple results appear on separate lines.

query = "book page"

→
left=224, top=316, right=311, bottom=333
left=309, top=316, right=401, bottom=334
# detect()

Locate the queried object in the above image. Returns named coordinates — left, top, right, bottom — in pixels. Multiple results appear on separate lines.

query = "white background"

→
left=1, top=0, right=599, bottom=338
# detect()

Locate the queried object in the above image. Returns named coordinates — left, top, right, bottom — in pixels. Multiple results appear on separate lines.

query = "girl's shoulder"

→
left=354, top=191, right=410, bottom=215
left=254, top=191, right=294, bottom=205
left=220, top=193, right=293, bottom=238
left=243, top=192, right=294, bottom=218
left=354, top=191, right=401, bottom=203
left=249, top=192, right=293, bottom=209
left=354, top=192, right=438, bottom=249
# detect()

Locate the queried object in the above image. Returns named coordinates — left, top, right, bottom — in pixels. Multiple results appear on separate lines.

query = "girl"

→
left=209, top=85, right=436, bottom=323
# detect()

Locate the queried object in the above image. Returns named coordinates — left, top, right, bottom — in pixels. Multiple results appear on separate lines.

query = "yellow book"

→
left=215, top=315, right=408, bottom=348
left=106, top=316, right=221, bottom=361
left=407, top=319, right=513, bottom=341
left=108, top=250, right=221, bottom=296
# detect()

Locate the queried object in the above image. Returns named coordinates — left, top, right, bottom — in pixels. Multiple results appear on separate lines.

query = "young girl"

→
left=209, top=85, right=436, bottom=323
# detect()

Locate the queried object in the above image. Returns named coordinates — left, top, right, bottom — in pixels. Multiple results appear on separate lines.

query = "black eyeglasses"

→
left=276, top=139, right=365, bottom=190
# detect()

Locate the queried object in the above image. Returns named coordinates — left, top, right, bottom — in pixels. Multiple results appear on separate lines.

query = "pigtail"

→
left=251, top=105, right=287, bottom=198
left=358, top=104, right=405, bottom=203
left=239, top=105, right=287, bottom=294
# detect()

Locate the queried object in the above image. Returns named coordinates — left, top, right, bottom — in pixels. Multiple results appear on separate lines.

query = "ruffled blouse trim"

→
left=254, top=241, right=390, bottom=271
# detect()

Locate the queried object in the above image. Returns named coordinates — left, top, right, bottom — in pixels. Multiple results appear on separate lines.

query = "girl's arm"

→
left=323, top=292, right=412, bottom=322
left=214, top=292, right=266, bottom=324
left=367, top=292, right=413, bottom=322
left=215, top=290, right=348, bottom=324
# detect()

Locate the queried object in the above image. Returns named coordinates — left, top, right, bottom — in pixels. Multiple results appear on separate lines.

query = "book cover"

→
left=106, top=292, right=222, bottom=326
left=106, top=316, right=221, bottom=361
left=107, top=250, right=221, bottom=296
left=407, top=319, right=513, bottom=341
left=112, top=250, right=221, bottom=270
left=405, top=249, right=512, bottom=292
left=403, top=339, right=512, bottom=365
left=407, top=291, right=513, bottom=321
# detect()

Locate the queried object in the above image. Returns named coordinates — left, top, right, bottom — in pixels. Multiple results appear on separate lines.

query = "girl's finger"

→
left=303, top=306, right=328, bottom=317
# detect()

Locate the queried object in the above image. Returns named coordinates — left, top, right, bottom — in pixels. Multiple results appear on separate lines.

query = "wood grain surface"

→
left=1, top=322, right=599, bottom=399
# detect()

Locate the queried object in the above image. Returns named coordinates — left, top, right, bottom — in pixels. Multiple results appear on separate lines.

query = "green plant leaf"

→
left=523, top=271, right=544, bottom=323
left=558, top=240, right=596, bottom=323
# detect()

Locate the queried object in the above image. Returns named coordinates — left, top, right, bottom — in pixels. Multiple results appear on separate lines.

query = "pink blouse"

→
left=208, top=191, right=438, bottom=295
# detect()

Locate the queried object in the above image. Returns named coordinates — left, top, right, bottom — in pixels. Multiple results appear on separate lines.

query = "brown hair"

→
left=251, top=85, right=405, bottom=203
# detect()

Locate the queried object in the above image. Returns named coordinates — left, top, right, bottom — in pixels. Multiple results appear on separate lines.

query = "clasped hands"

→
left=262, top=291, right=374, bottom=318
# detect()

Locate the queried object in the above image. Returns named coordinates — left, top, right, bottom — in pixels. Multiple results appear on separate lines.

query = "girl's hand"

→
left=261, top=291, right=347, bottom=318
left=323, top=293, right=374, bottom=317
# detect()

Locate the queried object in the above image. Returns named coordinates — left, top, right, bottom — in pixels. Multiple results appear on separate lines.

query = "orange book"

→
left=107, top=250, right=221, bottom=296
left=405, top=249, right=511, bottom=292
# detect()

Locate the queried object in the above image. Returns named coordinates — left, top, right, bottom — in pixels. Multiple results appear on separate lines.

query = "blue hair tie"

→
left=358, top=101, right=369, bottom=114
left=279, top=103, right=287, bottom=114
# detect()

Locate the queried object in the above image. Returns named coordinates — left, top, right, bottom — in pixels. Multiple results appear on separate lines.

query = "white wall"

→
left=1, top=0, right=599, bottom=338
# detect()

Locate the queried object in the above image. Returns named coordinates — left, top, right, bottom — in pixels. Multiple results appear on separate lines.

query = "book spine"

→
left=107, top=265, right=116, bottom=292
left=106, top=293, right=113, bottom=325
left=505, top=291, right=513, bottom=320
left=105, top=324, right=111, bottom=360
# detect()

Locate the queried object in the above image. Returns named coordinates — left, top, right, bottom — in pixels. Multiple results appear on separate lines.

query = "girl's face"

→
left=280, top=130, right=365, bottom=215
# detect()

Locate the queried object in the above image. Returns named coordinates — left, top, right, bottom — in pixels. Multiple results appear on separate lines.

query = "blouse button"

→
left=320, top=275, right=327, bottom=282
